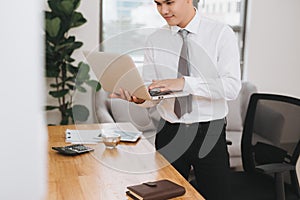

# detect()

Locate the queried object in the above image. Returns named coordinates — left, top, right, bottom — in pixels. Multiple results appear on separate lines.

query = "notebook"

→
left=126, top=179, right=186, bottom=200
left=83, top=51, right=189, bottom=100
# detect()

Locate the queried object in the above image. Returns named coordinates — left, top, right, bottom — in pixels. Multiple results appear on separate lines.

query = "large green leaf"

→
left=71, top=41, right=83, bottom=49
left=56, top=41, right=82, bottom=58
left=72, top=104, right=89, bottom=122
left=46, top=17, right=61, bottom=37
left=49, top=0, right=74, bottom=16
left=73, top=0, right=80, bottom=10
left=64, top=54, right=75, bottom=63
left=54, top=41, right=73, bottom=51
left=60, top=0, right=74, bottom=15
left=65, top=36, right=76, bottom=43
left=70, top=12, right=87, bottom=28
left=65, top=41, right=83, bottom=54
left=48, top=0, right=61, bottom=14
left=86, top=80, right=101, bottom=91
left=65, top=76, right=75, bottom=83
left=54, top=36, right=75, bottom=51
left=67, top=64, right=78, bottom=74
left=54, top=38, right=80, bottom=52
left=76, top=62, right=90, bottom=82
left=49, top=89, right=69, bottom=98
left=50, top=82, right=63, bottom=88
left=66, top=83, right=75, bottom=90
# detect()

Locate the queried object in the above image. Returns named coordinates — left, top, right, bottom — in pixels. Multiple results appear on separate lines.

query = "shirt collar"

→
left=170, top=8, right=201, bottom=35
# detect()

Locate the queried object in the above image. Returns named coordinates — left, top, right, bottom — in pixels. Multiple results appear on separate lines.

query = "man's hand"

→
left=109, top=88, right=145, bottom=104
left=148, top=78, right=185, bottom=92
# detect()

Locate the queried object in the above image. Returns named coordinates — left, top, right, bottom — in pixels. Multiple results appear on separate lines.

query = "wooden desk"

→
left=47, top=124, right=204, bottom=200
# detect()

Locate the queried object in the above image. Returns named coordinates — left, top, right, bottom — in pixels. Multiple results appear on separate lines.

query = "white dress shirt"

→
left=141, top=10, right=241, bottom=124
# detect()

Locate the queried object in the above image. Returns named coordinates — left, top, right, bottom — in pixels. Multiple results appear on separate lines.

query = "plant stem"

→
left=55, top=77, right=62, bottom=106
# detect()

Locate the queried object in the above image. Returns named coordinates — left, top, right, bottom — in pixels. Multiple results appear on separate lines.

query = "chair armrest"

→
left=94, top=89, right=115, bottom=123
left=256, top=163, right=295, bottom=200
left=96, top=107, right=115, bottom=123
left=255, top=163, right=295, bottom=174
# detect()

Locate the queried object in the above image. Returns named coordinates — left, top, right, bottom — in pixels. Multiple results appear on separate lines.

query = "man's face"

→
left=154, top=0, right=192, bottom=28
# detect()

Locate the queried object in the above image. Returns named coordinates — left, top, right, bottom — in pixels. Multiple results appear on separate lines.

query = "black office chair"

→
left=230, top=93, right=300, bottom=200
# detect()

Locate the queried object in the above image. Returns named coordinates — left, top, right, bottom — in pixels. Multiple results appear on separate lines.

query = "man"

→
left=111, top=0, right=241, bottom=199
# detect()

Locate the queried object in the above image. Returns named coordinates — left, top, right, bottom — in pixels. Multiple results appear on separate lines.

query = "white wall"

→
left=71, top=0, right=100, bottom=51
left=0, top=1, right=47, bottom=199
left=244, top=0, right=300, bottom=98
left=244, top=0, right=300, bottom=181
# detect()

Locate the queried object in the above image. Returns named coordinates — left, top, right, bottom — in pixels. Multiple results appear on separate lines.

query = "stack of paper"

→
left=66, top=129, right=102, bottom=144
left=65, top=126, right=142, bottom=144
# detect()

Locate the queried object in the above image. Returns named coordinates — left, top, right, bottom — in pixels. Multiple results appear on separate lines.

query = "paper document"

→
left=66, top=127, right=142, bottom=144
left=66, top=129, right=102, bottom=144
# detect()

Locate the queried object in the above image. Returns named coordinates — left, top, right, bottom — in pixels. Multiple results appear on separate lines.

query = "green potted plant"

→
left=45, top=0, right=100, bottom=125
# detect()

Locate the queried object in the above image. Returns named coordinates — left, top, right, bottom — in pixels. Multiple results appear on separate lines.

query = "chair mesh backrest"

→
left=241, top=93, right=300, bottom=182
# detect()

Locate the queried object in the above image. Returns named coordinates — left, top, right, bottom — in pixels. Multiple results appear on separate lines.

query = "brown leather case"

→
left=126, top=179, right=186, bottom=200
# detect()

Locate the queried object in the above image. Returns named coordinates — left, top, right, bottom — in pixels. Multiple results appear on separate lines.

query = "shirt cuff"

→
left=183, top=76, right=205, bottom=94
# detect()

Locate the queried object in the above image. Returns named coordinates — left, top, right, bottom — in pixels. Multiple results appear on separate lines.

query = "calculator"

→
left=52, top=144, right=94, bottom=156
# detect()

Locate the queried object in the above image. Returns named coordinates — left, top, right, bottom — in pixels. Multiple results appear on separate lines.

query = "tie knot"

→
left=179, top=29, right=188, bottom=39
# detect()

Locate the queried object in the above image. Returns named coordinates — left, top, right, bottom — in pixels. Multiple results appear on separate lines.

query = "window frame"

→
left=99, top=0, right=248, bottom=78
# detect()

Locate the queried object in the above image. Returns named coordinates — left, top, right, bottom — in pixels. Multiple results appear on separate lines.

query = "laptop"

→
left=83, top=51, right=189, bottom=100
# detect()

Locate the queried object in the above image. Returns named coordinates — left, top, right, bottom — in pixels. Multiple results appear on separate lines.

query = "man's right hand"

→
left=109, top=88, right=145, bottom=104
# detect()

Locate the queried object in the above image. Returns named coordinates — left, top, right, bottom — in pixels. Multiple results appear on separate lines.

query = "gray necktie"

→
left=174, top=29, right=192, bottom=118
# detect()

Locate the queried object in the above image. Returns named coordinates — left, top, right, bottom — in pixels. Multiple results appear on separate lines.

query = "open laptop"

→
left=83, top=51, right=189, bottom=100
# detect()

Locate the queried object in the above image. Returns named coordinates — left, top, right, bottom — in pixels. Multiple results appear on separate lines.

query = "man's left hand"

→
left=148, top=78, right=185, bottom=92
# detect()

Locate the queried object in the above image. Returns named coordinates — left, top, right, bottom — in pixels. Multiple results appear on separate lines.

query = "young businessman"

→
left=111, top=0, right=241, bottom=199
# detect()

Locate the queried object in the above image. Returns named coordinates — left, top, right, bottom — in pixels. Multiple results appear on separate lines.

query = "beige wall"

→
left=244, top=0, right=300, bottom=98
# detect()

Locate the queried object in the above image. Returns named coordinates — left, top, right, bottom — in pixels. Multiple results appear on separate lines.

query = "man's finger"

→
left=124, top=90, right=132, bottom=102
left=109, top=93, right=121, bottom=98
left=119, top=88, right=126, bottom=100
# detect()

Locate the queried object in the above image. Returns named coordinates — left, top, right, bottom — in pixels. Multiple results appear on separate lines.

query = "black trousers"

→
left=155, top=118, right=230, bottom=200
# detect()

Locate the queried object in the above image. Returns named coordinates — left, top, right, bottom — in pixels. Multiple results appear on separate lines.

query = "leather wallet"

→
left=126, top=179, right=186, bottom=200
